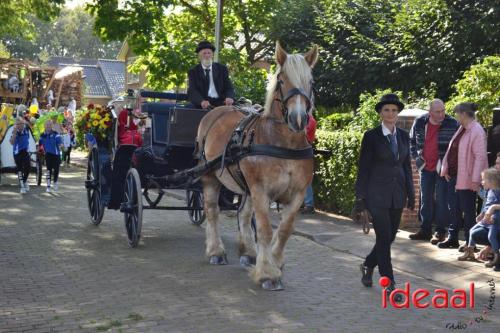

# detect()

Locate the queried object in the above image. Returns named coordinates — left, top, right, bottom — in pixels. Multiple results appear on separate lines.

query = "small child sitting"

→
left=460, top=168, right=500, bottom=266
left=39, top=120, right=64, bottom=192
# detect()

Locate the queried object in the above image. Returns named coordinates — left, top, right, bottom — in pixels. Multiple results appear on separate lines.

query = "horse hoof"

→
left=239, top=255, right=256, bottom=267
left=261, top=279, right=284, bottom=291
left=209, top=255, right=228, bottom=265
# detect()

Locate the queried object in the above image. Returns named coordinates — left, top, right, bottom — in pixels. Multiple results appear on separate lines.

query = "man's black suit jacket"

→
left=187, top=63, right=235, bottom=108
left=355, top=125, right=415, bottom=210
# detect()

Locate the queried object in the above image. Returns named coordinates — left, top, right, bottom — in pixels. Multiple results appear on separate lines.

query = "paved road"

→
left=0, top=169, right=498, bottom=332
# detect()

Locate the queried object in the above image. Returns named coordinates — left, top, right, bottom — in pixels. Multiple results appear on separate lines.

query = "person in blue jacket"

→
left=9, top=117, right=31, bottom=194
left=39, top=120, right=64, bottom=192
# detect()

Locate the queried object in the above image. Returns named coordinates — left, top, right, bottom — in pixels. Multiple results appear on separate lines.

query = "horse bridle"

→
left=274, top=73, right=314, bottom=125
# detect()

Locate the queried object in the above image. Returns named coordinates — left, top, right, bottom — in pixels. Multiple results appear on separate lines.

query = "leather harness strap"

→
left=198, top=107, right=314, bottom=194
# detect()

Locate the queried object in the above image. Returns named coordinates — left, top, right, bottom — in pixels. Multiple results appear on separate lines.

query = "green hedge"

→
left=313, top=129, right=363, bottom=215
left=446, top=55, right=500, bottom=127
left=317, top=113, right=354, bottom=131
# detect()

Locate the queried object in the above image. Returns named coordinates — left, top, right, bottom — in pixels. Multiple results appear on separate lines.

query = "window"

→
left=126, top=56, right=139, bottom=84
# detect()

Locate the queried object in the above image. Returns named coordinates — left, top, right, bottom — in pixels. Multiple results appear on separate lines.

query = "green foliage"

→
left=314, top=129, right=363, bottom=214
left=278, top=0, right=500, bottom=107
left=0, top=0, right=64, bottom=38
left=446, top=56, right=500, bottom=128
left=0, top=41, right=10, bottom=58
left=317, top=113, right=354, bottom=131
left=314, top=0, right=400, bottom=106
left=314, top=105, right=353, bottom=119
left=1, top=6, right=122, bottom=60
left=348, top=89, right=400, bottom=132
left=231, top=67, right=268, bottom=104
left=88, top=0, right=280, bottom=93
left=32, top=111, right=64, bottom=140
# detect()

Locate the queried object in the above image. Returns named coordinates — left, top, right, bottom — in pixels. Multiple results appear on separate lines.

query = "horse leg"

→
left=202, top=173, right=227, bottom=265
left=249, top=191, right=283, bottom=290
left=237, top=195, right=257, bottom=267
left=271, top=193, right=303, bottom=271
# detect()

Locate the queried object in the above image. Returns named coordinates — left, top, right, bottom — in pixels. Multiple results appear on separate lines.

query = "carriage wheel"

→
left=86, top=147, right=104, bottom=225
left=123, top=168, right=142, bottom=247
left=186, top=190, right=205, bottom=225
left=36, top=153, right=42, bottom=186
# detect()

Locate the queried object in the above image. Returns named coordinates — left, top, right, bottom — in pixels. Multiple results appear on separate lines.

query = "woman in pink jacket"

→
left=438, top=103, right=488, bottom=250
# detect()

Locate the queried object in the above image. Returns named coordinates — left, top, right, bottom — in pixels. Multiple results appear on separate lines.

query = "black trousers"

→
left=207, top=97, right=225, bottom=107
left=14, top=149, right=30, bottom=182
left=364, top=206, right=403, bottom=282
left=45, top=153, right=60, bottom=183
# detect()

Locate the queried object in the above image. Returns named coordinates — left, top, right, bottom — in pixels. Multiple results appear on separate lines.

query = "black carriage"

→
left=85, top=90, right=244, bottom=247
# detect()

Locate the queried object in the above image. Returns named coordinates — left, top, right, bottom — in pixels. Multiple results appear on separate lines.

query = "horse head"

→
left=265, top=42, right=319, bottom=132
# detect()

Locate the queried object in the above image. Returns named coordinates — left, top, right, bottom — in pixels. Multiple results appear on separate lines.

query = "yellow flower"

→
left=95, top=114, right=102, bottom=120
left=92, top=120, right=99, bottom=126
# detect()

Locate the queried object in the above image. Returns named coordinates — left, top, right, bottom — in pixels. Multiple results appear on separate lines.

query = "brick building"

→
left=396, top=108, right=428, bottom=229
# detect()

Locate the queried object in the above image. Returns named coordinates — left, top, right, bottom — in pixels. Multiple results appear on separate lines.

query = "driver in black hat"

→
left=188, top=40, right=235, bottom=109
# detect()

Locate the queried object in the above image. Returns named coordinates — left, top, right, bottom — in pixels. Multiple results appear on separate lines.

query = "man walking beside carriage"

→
left=188, top=41, right=235, bottom=109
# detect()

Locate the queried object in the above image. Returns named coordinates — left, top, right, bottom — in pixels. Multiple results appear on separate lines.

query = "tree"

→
left=281, top=0, right=499, bottom=108
left=1, top=6, right=122, bottom=60
left=447, top=56, right=500, bottom=127
left=389, top=0, right=500, bottom=101
left=313, top=0, right=402, bottom=107
left=87, top=0, right=279, bottom=95
left=0, top=0, right=65, bottom=37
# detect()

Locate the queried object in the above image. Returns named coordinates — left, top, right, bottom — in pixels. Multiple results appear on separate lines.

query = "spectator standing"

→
left=302, top=114, right=317, bottom=214
left=408, top=99, right=459, bottom=243
left=438, top=103, right=488, bottom=250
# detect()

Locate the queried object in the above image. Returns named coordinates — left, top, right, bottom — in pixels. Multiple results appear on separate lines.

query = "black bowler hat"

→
left=375, top=93, right=405, bottom=113
left=196, top=40, right=216, bottom=53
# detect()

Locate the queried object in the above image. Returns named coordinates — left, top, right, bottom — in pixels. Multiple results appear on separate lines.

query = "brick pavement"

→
left=0, top=155, right=498, bottom=332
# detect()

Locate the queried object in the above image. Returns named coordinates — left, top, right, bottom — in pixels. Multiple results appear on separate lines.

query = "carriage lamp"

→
left=125, top=89, right=137, bottom=111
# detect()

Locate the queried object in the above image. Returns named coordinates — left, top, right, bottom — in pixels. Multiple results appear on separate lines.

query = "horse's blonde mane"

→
left=263, top=53, right=313, bottom=117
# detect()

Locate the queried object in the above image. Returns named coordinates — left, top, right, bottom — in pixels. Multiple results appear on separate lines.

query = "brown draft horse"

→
left=196, top=42, right=318, bottom=290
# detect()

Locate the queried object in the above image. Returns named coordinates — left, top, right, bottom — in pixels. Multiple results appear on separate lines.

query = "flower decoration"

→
left=74, top=104, right=113, bottom=143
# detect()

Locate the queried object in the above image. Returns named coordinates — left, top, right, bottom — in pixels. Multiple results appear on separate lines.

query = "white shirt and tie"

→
left=382, top=122, right=398, bottom=159
left=202, top=65, right=219, bottom=99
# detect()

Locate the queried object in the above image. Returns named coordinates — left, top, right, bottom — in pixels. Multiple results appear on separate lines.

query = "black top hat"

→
left=196, top=40, right=216, bottom=53
left=375, top=93, right=405, bottom=113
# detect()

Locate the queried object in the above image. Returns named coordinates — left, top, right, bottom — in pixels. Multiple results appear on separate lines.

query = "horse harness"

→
left=197, top=107, right=314, bottom=194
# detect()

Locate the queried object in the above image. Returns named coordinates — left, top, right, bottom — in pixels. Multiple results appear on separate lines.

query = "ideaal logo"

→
left=378, top=277, right=496, bottom=329
left=379, top=276, right=475, bottom=309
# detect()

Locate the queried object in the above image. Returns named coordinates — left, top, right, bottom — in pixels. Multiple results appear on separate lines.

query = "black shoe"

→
left=360, top=263, right=373, bottom=287
left=437, top=238, right=460, bottom=249
left=385, top=283, right=403, bottom=303
left=409, top=230, right=432, bottom=241
left=430, top=232, right=446, bottom=245
left=301, top=206, right=315, bottom=214
left=494, top=266, right=500, bottom=272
